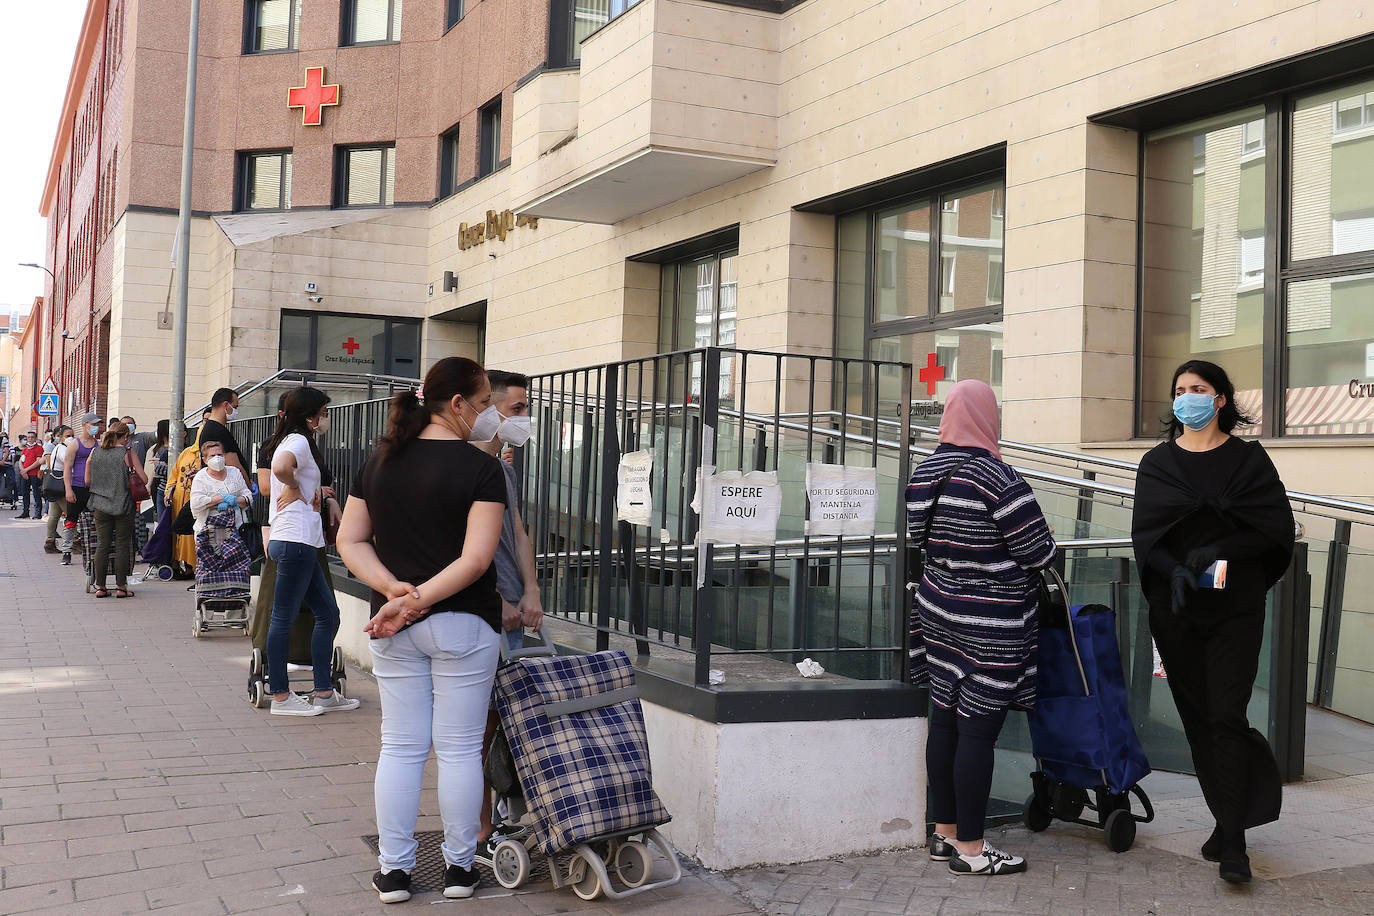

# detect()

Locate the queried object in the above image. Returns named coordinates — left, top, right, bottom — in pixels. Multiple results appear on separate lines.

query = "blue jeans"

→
left=266, top=539, right=341, bottom=695
left=370, top=612, right=499, bottom=873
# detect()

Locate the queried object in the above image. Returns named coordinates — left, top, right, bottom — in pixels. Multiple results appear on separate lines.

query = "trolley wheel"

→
left=613, top=840, right=652, bottom=889
left=250, top=679, right=267, bottom=709
left=570, top=850, right=603, bottom=901
left=249, top=648, right=264, bottom=678
left=158, top=565, right=174, bottom=581
left=1104, top=808, right=1136, bottom=853
left=333, top=678, right=347, bottom=699
left=492, top=839, right=531, bottom=889
left=332, top=646, right=344, bottom=678
left=1024, top=791, right=1053, bottom=832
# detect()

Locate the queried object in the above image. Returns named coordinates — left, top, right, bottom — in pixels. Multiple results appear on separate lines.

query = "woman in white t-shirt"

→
left=263, top=387, right=358, bottom=718
left=188, top=441, right=252, bottom=536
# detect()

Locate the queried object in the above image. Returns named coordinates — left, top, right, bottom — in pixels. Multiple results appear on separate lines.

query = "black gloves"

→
left=1170, top=565, right=1197, bottom=616
left=1184, top=543, right=1219, bottom=574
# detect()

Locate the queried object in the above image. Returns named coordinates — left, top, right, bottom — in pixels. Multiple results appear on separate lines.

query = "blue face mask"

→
left=1172, top=392, right=1220, bottom=431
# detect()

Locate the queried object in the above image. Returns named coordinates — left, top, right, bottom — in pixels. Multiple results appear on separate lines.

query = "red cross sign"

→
left=287, top=67, right=340, bottom=126
left=919, top=352, right=946, bottom=396
left=341, top=337, right=360, bottom=355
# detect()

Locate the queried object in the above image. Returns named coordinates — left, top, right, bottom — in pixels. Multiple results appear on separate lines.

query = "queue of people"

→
left=3, top=352, right=1295, bottom=897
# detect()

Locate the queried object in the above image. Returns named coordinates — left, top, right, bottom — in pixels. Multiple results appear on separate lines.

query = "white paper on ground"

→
left=796, top=658, right=825, bottom=678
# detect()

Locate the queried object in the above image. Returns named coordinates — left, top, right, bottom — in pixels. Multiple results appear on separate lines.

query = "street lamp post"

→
left=169, top=0, right=201, bottom=458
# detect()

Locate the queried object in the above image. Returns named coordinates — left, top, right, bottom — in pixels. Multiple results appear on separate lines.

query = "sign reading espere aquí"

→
left=459, top=210, right=539, bottom=251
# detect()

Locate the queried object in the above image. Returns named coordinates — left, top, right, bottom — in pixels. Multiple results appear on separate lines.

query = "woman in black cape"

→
left=1131, top=360, right=1294, bottom=885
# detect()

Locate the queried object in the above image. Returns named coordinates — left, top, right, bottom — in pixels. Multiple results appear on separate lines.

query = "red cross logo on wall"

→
left=342, top=337, right=360, bottom=355
left=919, top=353, right=946, bottom=396
left=287, top=67, right=340, bottom=126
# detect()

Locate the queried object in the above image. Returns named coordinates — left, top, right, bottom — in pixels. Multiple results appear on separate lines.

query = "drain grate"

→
left=361, top=831, right=554, bottom=894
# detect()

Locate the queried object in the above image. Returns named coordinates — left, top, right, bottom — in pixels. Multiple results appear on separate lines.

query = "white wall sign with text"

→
left=805, top=464, right=879, bottom=536
left=699, top=470, right=781, bottom=546
left=616, top=450, right=654, bottom=525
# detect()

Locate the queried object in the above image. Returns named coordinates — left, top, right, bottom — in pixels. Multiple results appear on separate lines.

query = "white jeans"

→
left=370, top=612, right=499, bottom=873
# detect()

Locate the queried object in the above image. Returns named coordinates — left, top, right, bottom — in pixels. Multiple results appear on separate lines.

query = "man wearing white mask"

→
left=469, top=369, right=544, bottom=862
left=199, top=387, right=249, bottom=477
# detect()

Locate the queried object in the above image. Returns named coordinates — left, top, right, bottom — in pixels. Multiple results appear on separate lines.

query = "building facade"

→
left=34, top=0, right=1374, bottom=502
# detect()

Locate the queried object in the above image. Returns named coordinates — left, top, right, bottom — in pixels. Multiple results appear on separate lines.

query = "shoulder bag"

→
left=906, top=457, right=971, bottom=588
left=126, top=449, right=150, bottom=502
left=42, top=450, right=66, bottom=500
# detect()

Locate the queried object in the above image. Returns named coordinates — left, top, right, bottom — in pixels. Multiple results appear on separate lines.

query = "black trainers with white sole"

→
left=444, top=863, right=480, bottom=898
left=948, top=843, right=1027, bottom=876
left=372, top=869, right=412, bottom=903
left=929, top=832, right=956, bottom=862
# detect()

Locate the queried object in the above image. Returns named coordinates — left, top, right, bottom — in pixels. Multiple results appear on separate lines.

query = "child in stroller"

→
left=192, top=507, right=251, bottom=637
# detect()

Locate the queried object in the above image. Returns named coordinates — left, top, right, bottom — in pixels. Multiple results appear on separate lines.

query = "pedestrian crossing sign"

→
left=37, top=393, right=59, bottom=416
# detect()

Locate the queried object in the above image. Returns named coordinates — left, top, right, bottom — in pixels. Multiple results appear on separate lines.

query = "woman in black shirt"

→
left=337, top=356, right=506, bottom=905
left=1131, top=360, right=1294, bottom=885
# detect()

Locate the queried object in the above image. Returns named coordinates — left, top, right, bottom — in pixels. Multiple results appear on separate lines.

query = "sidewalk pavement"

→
left=6, top=513, right=1374, bottom=915
left=0, top=516, right=749, bottom=915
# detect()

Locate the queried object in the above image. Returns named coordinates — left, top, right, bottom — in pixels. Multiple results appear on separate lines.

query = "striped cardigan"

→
left=906, top=445, right=1057, bottom=716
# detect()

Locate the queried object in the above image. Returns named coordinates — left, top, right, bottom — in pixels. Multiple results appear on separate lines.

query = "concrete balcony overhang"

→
left=518, top=146, right=772, bottom=225
left=509, top=0, right=779, bottom=225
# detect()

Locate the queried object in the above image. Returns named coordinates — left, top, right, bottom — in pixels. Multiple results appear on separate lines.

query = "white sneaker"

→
left=271, top=692, right=325, bottom=717
left=312, top=691, right=361, bottom=712
left=948, top=843, right=1027, bottom=876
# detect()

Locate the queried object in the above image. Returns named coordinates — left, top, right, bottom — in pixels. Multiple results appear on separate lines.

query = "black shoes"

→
left=444, top=863, right=480, bottom=899
left=372, top=869, right=412, bottom=904
left=1201, top=824, right=1224, bottom=862
left=929, top=832, right=956, bottom=862
left=1219, top=850, right=1252, bottom=884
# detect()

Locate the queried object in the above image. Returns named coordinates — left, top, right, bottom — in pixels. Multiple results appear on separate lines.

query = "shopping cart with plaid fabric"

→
left=487, top=640, right=680, bottom=901
left=192, top=509, right=251, bottom=637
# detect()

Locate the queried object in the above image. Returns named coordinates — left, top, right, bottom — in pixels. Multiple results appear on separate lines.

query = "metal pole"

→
left=169, top=0, right=201, bottom=457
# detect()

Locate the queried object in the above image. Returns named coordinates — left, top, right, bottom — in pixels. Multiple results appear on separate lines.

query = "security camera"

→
left=307, top=294, right=324, bottom=303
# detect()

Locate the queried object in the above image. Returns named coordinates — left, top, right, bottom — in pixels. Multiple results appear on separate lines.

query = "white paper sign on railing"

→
left=699, top=470, right=781, bottom=546
left=616, top=450, right=654, bottom=525
left=805, top=463, right=879, bottom=536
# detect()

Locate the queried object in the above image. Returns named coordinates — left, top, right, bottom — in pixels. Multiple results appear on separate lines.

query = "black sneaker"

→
left=474, top=823, right=529, bottom=867
left=948, top=843, right=1027, bottom=876
left=372, top=869, right=412, bottom=904
left=929, top=832, right=956, bottom=862
left=61, top=552, right=72, bottom=566
left=444, top=863, right=480, bottom=899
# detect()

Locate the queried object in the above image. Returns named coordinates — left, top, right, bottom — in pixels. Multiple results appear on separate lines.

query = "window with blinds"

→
left=237, top=150, right=292, bottom=211
left=337, top=144, right=395, bottom=207
left=247, top=0, right=300, bottom=53
left=344, top=0, right=401, bottom=45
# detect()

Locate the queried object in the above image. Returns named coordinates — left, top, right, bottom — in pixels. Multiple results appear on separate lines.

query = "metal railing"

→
left=186, top=369, right=417, bottom=426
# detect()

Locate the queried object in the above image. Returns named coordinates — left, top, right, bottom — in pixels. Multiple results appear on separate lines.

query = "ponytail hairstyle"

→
left=100, top=421, right=130, bottom=450
left=263, top=386, right=331, bottom=471
left=377, top=357, right=487, bottom=462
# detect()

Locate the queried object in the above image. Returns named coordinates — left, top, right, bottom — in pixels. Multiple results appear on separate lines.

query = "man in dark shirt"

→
left=198, top=387, right=248, bottom=476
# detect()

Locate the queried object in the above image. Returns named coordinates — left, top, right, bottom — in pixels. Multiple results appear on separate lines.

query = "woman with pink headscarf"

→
left=906, top=380, right=1056, bottom=876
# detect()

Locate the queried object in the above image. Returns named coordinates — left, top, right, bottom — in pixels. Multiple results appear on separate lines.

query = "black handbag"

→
left=42, top=467, right=65, bottom=500
left=171, top=502, right=195, bottom=536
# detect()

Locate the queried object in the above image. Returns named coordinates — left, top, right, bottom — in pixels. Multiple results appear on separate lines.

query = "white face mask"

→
left=312, top=414, right=331, bottom=437
left=64, top=437, right=75, bottom=447
left=467, top=405, right=502, bottom=443
left=497, top=415, right=532, bottom=447
left=225, top=406, right=238, bottom=421
left=206, top=455, right=226, bottom=472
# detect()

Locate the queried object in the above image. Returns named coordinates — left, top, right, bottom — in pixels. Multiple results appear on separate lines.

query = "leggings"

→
left=927, top=703, right=1009, bottom=842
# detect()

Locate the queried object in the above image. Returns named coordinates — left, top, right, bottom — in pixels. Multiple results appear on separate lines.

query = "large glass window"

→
left=343, top=0, right=400, bottom=45
left=1139, top=109, right=1267, bottom=435
left=237, top=150, right=292, bottom=211
left=336, top=144, right=395, bottom=208
left=567, top=0, right=642, bottom=62
left=246, top=0, right=301, bottom=52
left=658, top=248, right=738, bottom=400
left=1139, top=74, right=1374, bottom=437
left=279, top=310, right=421, bottom=377
left=835, top=175, right=1006, bottom=420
